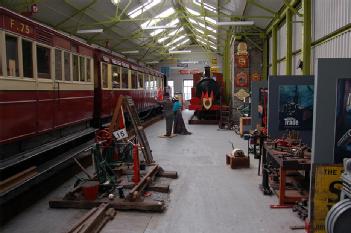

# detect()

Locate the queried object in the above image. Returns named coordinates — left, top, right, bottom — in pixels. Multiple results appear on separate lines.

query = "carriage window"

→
left=22, top=40, right=33, bottom=78
left=101, top=62, right=108, bottom=88
left=5, top=35, right=19, bottom=77
left=144, top=75, right=149, bottom=89
left=150, top=77, right=154, bottom=89
left=137, top=72, right=144, bottom=89
left=55, top=49, right=62, bottom=80
left=64, top=52, right=71, bottom=81
left=131, top=70, right=137, bottom=89
left=122, top=67, right=128, bottom=88
left=112, top=65, right=120, bottom=88
left=79, top=56, right=85, bottom=82
left=72, top=55, right=79, bottom=81
left=86, top=58, right=91, bottom=82
left=36, top=45, right=51, bottom=79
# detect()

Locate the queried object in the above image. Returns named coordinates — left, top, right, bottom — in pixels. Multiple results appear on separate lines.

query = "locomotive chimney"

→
left=204, top=65, right=211, bottom=79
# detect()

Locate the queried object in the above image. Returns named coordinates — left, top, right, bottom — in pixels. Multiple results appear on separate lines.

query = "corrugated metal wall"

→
left=312, top=0, right=351, bottom=74
left=278, top=60, right=286, bottom=75
left=313, top=0, right=351, bottom=40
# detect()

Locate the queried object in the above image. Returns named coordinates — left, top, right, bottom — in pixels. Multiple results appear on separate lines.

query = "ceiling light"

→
left=143, top=25, right=177, bottom=30
left=111, top=0, right=120, bottom=5
left=77, top=29, right=103, bottom=34
left=180, top=61, right=198, bottom=64
left=210, top=45, right=217, bottom=50
left=121, top=50, right=139, bottom=54
left=146, top=61, right=159, bottom=64
left=169, top=50, right=191, bottom=54
left=128, top=0, right=161, bottom=18
left=216, top=21, right=255, bottom=26
left=208, top=34, right=217, bottom=40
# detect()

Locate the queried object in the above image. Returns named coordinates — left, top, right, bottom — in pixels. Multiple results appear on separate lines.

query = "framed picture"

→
left=278, top=85, right=314, bottom=130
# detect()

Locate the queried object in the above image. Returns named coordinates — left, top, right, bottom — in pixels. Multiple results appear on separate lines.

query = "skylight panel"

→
left=128, top=0, right=162, bottom=19
left=186, top=7, right=200, bottom=16
left=208, top=34, right=217, bottom=40
left=141, top=7, right=175, bottom=28
left=157, top=27, right=184, bottom=43
left=205, top=17, right=216, bottom=25
left=169, top=38, right=190, bottom=51
left=166, top=35, right=186, bottom=47
left=195, top=28, right=204, bottom=34
left=196, top=35, right=215, bottom=46
left=189, top=18, right=216, bottom=33
left=149, top=19, right=179, bottom=36
left=210, top=45, right=217, bottom=50
left=193, top=0, right=217, bottom=13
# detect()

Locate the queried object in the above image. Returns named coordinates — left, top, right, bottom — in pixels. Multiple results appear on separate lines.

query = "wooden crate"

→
left=226, top=154, right=250, bottom=169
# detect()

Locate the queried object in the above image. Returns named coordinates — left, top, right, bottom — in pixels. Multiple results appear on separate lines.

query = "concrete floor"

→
left=1, top=110, right=304, bottom=233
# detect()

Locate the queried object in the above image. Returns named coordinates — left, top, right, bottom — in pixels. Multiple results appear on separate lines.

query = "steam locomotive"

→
left=189, top=66, right=224, bottom=120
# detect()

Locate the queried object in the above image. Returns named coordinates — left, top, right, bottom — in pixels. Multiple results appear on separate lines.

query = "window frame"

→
left=54, top=48, right=63, bottom=81
left=183, top=79, right=193, bottom=101
left=111, top=64, right=121, bottom=89
left=4, top=32, right=20, bottom=78
left=100, top=62, right=109, bottom=89
left=35, top=42, right=52, bottom=80
left=121, top=67, right=129, bottom=89
left=21, top=38, right=33, bottom=79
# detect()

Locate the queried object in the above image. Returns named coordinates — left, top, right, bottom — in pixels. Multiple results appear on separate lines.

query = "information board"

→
left=310, top=164, right=343, bottom=233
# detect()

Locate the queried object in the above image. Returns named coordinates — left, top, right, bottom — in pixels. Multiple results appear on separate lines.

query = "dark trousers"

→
left=165, top=114, right=174, bottom=136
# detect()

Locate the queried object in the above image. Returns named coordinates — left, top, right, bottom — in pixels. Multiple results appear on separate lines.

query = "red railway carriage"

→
left=0, top=7, right=94, bottom=148
left=0, top=7, right=164, bottom=157
left=93, top=47, right=164, bottom=125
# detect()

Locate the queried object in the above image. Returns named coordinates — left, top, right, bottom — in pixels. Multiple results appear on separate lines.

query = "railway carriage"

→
left=0, top=7, right=164, bottom=159
left=93, top=47, right=163, bottom=125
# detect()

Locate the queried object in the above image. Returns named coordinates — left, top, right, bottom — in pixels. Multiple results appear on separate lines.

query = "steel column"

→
left=286, top=9, right=293, bottom=75
left=302, top=0, right=311, bottom=75
left=272, top=26, right=278, bottom=75
left=262, top=38, right=268, bottom=80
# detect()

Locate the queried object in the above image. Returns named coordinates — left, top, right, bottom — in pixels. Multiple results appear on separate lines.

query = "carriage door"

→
left=35, top=44, right=55, bottom=133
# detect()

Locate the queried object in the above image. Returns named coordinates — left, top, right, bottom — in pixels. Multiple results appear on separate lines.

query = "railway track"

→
left=0, top=114, right=163, bottom=225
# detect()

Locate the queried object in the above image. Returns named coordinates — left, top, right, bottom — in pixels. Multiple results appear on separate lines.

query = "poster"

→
left=278, top=85, right=314, bottom=130
left=334, top=79, right=351, bottom=163
left=258, top=88, right=268, bottom=128
left=311, top=165, right=343, bottom=233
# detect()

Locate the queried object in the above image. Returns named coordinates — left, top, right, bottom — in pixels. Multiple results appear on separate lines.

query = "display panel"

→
left=278, top=85, right=314, bottom=130
left=334, top=79, right=351, bottom=163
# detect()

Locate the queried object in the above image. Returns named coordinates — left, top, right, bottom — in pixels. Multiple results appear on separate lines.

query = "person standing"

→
left=173, top=96, right=191, bottom=135
left=159, top=93, right=174, bottom=137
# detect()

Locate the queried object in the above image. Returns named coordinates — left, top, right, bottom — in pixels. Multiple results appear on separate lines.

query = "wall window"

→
left=86, top=58, right=91, bottom=82
left=137, top=72, right=144, bottom=88
left=101, top=62, right=108, bottom=88
left=55, top=49, right=62, bottom=80
left=5, top=35, right=19, bottom=77
left=79, top=56, right=85, bottom=82
left=122, top=67, right=128, bottom=88
left=36, top=45, right=51, bottom=79
left=183, top=79, right=193, bottom=100
left=167, top=80, right=174, bottom=97
left=64, top=52, right=71, bottom=81
left=131, top=70, right=137, bottom=89
left=72, top=54, right=79, bottom=81
left=112, top=65, right=120, bottom=88
left=22, top=40, right=33, bottom=78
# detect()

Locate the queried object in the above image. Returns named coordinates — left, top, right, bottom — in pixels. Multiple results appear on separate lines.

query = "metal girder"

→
left=283, top=0, right=303, bottom=17
left=243, top=35, right=263, bottom=52
left=302, top=0, right=311, bottom=75
left=54, top=0, right=97, bottom=28
left=247, top=0, right=277, bottom=15
left=286, top=8, right=292, bottom=75
left=272, top=25, right=278, bottom=75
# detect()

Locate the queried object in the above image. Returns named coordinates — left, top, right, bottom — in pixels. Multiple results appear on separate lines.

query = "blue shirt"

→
left=173, top=101, right=181, bottom=112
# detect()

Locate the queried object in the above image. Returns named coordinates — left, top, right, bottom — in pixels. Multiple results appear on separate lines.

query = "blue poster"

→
left=278, top=85, right=314, bottom=130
